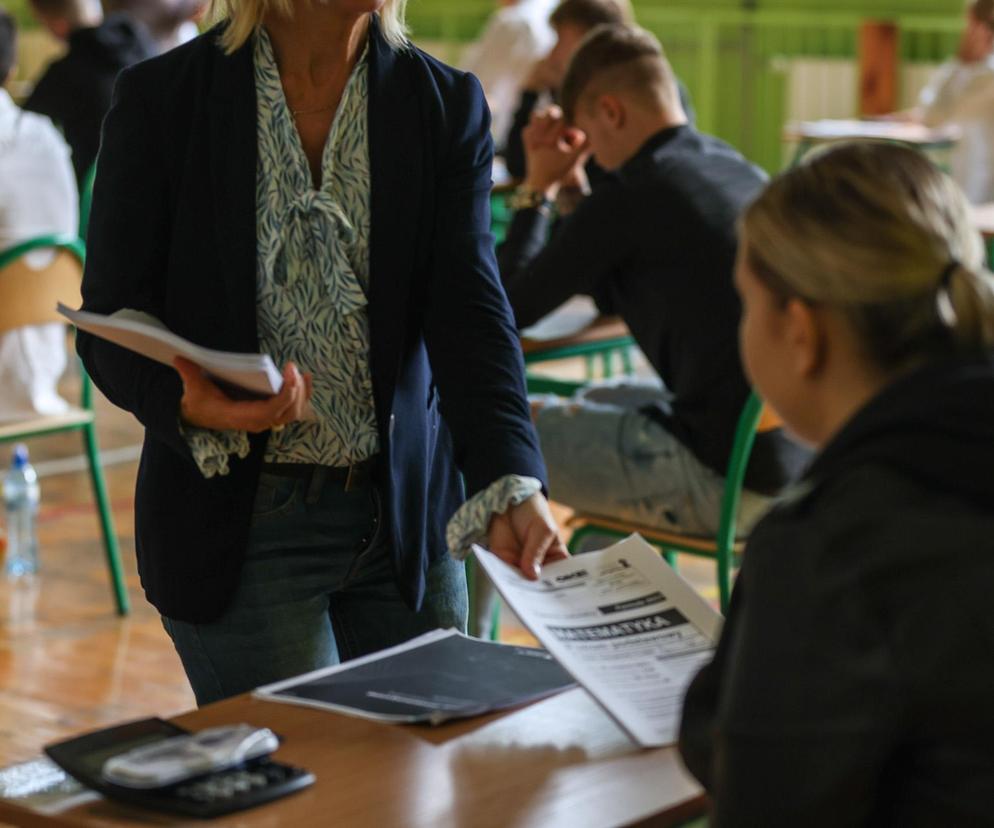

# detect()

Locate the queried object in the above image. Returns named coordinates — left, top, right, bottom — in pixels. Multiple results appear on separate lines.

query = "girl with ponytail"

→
left=679, top=141, right=994, bottom=826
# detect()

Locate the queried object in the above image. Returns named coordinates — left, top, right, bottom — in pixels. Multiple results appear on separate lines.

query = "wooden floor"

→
left=0, top=375, right=195, bottom=766
left=0, top=358, right=718, bottom=768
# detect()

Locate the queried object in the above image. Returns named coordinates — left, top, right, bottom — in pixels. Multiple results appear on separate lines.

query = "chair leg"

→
left=601, top=350, right=613, bottom=378
left=621, top=347, right=635, bottom=376
left=584, top=354, right=596, bottom=380
left=489, top=598, right=501, bottom=642
left=717, top=541, right=732, bottom=616
left=83, top=423, right=129, bottom=616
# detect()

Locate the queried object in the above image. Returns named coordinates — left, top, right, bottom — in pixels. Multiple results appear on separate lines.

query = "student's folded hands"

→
left=522, top=106, right=591, bottom=197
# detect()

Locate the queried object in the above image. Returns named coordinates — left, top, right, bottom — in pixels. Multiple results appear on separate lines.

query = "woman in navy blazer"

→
left=79, top=0, right=567, bottom=704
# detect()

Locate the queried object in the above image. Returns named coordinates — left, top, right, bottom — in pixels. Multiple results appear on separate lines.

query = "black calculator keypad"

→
left=145, top=761, right=314, bottom=817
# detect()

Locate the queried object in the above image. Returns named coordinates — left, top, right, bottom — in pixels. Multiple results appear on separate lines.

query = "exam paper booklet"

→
left=253, top=629, right=577, bottom=725
left=57, top=304, right=283, bottom=398
left=519, top=296, right=600, bottom=342
left=473, top=535, right=723, bottom=748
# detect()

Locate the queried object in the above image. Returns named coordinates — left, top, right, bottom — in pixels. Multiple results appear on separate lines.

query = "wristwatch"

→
left=509, top=186, right=553, bottom=213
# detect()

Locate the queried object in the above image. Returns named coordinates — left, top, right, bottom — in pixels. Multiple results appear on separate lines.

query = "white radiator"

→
left=778, top=57, right=944, bottom=122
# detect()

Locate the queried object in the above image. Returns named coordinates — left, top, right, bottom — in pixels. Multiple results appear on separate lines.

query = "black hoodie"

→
left=25, top=14, right=153, bottom=184
left=679, top=356, right=994, bottom=827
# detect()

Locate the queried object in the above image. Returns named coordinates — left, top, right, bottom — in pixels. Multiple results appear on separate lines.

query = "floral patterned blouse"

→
left=182, top=28, right=541, bottom=557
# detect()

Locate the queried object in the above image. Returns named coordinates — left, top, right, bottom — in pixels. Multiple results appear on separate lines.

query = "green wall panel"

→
left=407, top=1, right=963, bottom=171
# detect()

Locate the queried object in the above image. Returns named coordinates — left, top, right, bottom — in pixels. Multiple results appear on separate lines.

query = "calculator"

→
left=45, top=718, right=315, bottom=818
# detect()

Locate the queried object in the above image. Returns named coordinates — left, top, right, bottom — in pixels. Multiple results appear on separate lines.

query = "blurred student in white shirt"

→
left=461, top=0, right=557, bottom=146
left=918, top=0, right=994, bottom=204
left=0, top=10, right=78, bottom=421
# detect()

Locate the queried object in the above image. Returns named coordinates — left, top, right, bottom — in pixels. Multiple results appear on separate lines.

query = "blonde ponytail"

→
left=743, top=141, right=994, bottom=371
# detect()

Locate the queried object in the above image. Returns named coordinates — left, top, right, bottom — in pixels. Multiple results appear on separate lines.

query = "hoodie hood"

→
left=67, top=14, right=154, bottom=71
left=805, top=356, right=994, bottom=508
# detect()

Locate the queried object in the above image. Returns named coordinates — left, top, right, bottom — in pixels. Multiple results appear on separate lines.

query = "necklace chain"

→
left=290, top=101, right=337, bottom=117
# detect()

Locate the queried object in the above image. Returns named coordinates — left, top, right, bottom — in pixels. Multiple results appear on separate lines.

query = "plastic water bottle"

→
left=3, top=445, right=40, bottom=578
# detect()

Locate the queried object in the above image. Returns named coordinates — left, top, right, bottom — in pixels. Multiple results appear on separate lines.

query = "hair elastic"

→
left=936, top=259, right=959, bottom=328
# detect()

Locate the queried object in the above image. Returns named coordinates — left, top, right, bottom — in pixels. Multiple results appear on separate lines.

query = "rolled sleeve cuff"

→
left=446, top=474, right=543, bottom=560
left=178, top=419, right=251, bottom=479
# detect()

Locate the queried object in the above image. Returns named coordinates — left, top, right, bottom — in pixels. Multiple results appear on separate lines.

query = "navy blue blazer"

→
left=78, top=18, right=546, bottom=623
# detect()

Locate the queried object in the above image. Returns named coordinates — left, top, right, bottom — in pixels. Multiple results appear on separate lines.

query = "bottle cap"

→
left=12, top=444, right=28, bottom=469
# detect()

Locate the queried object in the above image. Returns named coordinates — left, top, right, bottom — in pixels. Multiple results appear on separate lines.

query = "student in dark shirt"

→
left=679, top=142, right=994, bottom=826
left=502, top=0, right=695, bottom=192
left=25, top=0, right=154, bottom=183
left=503, top=0, right=631, bottom=182
left=499, top=25, right=806, bottom=537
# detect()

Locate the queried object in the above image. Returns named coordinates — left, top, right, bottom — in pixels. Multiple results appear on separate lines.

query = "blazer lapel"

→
left=367, top=16, right=423, bottom=425
left=208, top=31, right=259, bottom=351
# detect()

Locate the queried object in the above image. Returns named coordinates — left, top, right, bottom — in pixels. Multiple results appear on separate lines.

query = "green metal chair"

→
left=567, top=391, right=769, bottom=614
left=78, top=163, right=97, bottom=240
left=0, top=234, right=129, bottom=615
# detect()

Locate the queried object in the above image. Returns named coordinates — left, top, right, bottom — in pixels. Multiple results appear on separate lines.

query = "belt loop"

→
left=306, top=466, right=327, bottom=505
left=344, top=464, right=356, bottom=493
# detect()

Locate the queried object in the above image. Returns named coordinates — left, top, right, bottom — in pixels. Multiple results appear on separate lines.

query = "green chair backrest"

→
left=713, top=391, right=767, bottom=611
left=0, top=234, right=91, bottom=410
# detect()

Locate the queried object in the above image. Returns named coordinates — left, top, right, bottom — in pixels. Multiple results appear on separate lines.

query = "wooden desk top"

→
left=521, top=315, right=631, bottom=357
left=972, top=202, right=994, bottom=239
left=784, top=119, right=960, bottom=147
left=0, top=689, right=704, bottom=828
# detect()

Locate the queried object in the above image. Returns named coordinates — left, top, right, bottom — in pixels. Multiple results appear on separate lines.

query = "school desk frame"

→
left=0, top=234, right=129, bottom=616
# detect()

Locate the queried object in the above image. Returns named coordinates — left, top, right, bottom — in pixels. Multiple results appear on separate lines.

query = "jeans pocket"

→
left=251, top=474, right=300, bottom=522
left=343, top=486, right=388, bottom=584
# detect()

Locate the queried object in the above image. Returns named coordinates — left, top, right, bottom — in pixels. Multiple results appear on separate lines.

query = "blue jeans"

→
left=536, top=379, right=772, bottom=537
left=162, top=469, right=468, bottom=706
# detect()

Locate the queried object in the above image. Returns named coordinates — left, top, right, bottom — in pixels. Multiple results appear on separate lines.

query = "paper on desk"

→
left=0, top=756, right=99, bottom=815
left=519, top=296, right=600, bottom=342
left=473, top=535, right=722, bottom=748
left=254, top=628, right=576, bottom=725
left=790, top=119, right=959, bottom=143
left=58, top=304, right=283, bottom=398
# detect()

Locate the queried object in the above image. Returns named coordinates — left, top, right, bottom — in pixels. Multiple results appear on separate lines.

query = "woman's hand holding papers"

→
left=487, top=493, right=569, bottom=580
left=174, top=357, right=313, bottom=433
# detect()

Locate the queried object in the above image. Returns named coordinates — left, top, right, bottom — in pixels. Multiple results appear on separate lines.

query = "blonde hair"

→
left=743, top=141, right=994, bottom=371
left=208, top=0, right=408, bottom=54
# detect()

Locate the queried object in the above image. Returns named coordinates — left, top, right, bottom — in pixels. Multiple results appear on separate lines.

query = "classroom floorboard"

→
left=0, top=357, right=717, bottom=767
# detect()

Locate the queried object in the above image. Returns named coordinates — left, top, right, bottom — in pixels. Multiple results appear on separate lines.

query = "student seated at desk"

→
left=502, top=0, right=631, bottom=183
left=499, top=25, right=806, bottom=537
left=25, top=0, right=154, bottom=185
left=916, top=0, right=994, bottom=204
left=679, top=142, right=994, bottom=826
left=0, top=11, right=78, bottom=422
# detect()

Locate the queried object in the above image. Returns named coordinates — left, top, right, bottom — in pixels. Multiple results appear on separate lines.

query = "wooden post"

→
left=859, top=20, right=899, bottom=116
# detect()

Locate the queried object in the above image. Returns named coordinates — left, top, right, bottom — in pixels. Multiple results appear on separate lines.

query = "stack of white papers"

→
left=474, top=535, right=722, bottom=748
left=58, top=305, right=282, bottom=397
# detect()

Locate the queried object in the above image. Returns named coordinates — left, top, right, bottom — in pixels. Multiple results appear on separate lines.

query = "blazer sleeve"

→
left=76, top=67, right=191, bottom=458
left=422, top=72, right=547, bottom=497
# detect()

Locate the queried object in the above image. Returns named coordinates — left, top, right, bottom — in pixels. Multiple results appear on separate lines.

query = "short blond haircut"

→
left=743, top=141, right=994, bottom=372
left=208, top=0, right=408, bottom=54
